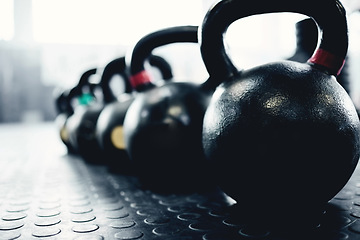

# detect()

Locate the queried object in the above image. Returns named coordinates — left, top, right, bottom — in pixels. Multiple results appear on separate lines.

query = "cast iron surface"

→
left=124, top=26, right=215, bottom=190
left=57, top=68, right=97, bottom=155
left=1, top=123, right=360, bottom=240
left=200, top=0, right=360, bottom=220
left=95, top=55, right=173, bottom=171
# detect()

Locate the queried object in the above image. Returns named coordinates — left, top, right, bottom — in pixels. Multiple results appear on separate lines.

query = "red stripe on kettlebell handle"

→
left=307, top=49, right=345, bottom=76
left=130, top=70, right=152, bottom=88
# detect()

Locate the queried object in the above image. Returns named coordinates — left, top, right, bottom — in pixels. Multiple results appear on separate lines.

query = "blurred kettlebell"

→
left=60, top=68, right=97, bottom=155
left=66, top=68, right=102, bottom=163
left=200, top=0, right=360, bottom=223
left=288, top=17, right=351, bottom=94
left=54, top=88, right=75, bottom=153
left=95, top=55, right=173, bottom=173
left=123, top=26, right=217, bottom=191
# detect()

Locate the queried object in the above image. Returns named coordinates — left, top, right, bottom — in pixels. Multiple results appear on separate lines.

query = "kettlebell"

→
left=54, top=88, right=76, bottom=153
left=95, top=55, right=173, bottom=173
left=66, top=68, right=103, bottom=163
left=288, top=17, right=351, bottom=94
left=123, top=26, right=217, bottom=191
left=60, top=68, right=97, bottom=155
left=200, top=0, right=360, bottom=224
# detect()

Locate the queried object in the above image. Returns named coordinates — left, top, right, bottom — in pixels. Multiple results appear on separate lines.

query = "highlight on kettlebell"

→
left=200, top=0, right=359, bottom=223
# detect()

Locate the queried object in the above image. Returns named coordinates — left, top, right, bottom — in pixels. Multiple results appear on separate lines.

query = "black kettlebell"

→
left=54, top=88, right=76, bottom=153
left=95, top=55, right=173, bottom=173
left=289, top=17, right=351, bottom=94
left=66, top=68, right=103, bottom=163
left=123, top=26, right=217, bottom=191
left=200, top=0, right=360, bottom=223
left=60, top=68, right=97, bottom=155
left=67, top=56, right=145, bottom=164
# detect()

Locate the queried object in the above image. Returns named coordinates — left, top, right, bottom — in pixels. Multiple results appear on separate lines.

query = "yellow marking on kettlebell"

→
left=60, top=126, right=69, bottom=141
left=111, top=126, right=126, bottom=149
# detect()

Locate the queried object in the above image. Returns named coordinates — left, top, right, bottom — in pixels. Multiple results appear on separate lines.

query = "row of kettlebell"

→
left=54, top=25, right=213, bottom=191
left=55, top=0, right=360, bottom=226
left=55, top=54, right=173, bottom=166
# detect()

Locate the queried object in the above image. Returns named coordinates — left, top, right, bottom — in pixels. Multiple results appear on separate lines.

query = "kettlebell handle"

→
left=55, top=90, right=73, bottom=115
left=78, top=68, right=97, bottom=91
left=100, top=57, right=131, bottom=104
left=100, top=55, right=173, bottom=103
left=148, top=55, right=173, bottom=80
left=67, top=68, right=97, bottom=106
left=128, top=25, right=198, bottom=90
left=200, top=0, right=348, bottom=83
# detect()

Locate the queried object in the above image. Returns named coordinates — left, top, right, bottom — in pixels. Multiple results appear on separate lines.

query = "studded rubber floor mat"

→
left=1, top=123, right=360, bottom=240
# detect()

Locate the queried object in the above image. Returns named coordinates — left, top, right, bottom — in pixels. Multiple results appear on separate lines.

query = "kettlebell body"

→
left=63, top=69, right=97, bottom=155
left=66, top=69, right=103, bottom=163
left=54, top=88, right=76, bottom=153
left=123, top=26, right=215, bottom=190
left=200, top=0, right=360, bottom=221
left=125, top=82, right=211, bottom=185
left=203, top=61, right=359, bottom=210
left=56, top=112, right=71, bottom=150
left=96, top=96, right=133, bottom=165
left=95, top=55, right=173, bottom=172
left=68, top=102, right=103, bottom=162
